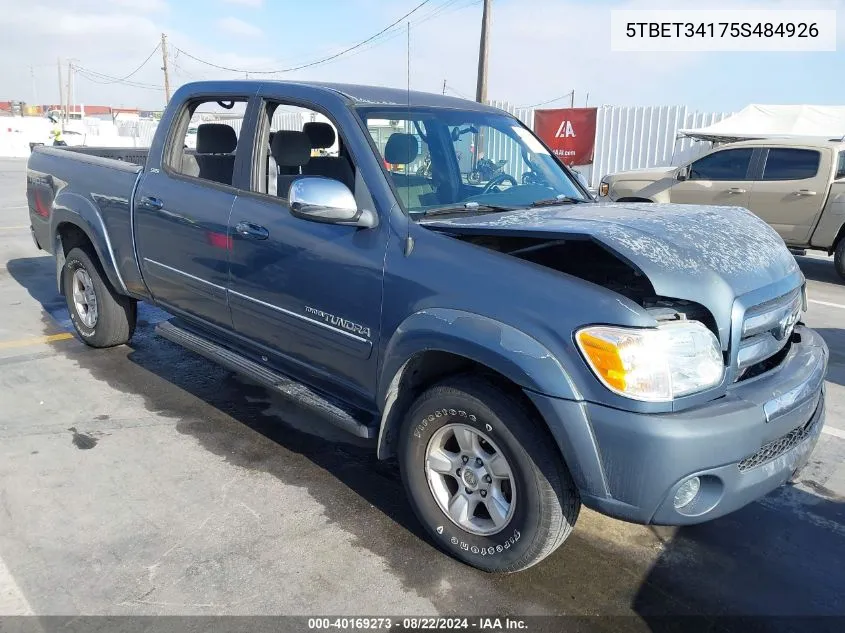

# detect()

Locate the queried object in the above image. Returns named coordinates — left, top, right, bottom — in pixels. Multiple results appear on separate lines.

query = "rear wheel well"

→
left=616, top=196, right=652, bottom=203
left=830, top=223, right=845, bottom=255
left=56, top=222, right=95, bottom=257
left=56, top=222, right=97, bottom=295
left=378, top=351, right=552, bottom=460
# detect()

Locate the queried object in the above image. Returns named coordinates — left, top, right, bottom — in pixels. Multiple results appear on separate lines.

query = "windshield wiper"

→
left=530, top=195, right=587, bottom=207
left=421, top=201, right=518, bottom=217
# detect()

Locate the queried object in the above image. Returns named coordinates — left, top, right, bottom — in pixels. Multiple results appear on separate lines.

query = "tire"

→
left=398, top=375, right=580, bottom=572
left=62, top=246, right=136, bottom=348
left=835, top=239, right=845, bottom=282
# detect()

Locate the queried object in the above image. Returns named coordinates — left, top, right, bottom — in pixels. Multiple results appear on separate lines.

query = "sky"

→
left=0, top=0, right=844, bottom=113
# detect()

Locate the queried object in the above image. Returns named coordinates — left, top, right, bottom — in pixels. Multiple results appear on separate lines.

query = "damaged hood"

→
left=422, top=201, right=802, bottom=344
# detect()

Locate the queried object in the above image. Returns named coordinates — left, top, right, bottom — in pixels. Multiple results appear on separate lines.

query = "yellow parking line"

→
left=0, top=333, right=75, bottom=349
left=0, top=226, right=29, bottom=230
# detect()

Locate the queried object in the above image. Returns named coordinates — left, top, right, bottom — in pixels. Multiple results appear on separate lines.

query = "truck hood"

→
left=421, top=202, right=801, bottom=345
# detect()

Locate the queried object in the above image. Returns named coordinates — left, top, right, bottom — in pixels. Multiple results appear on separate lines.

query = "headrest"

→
left=384, top=133, right=419, bottom=165
left=303, top=122, right=336, bottom=149
left=270, top=130, right=312, bottom=168
left=196, top=123, right=237, bottom=154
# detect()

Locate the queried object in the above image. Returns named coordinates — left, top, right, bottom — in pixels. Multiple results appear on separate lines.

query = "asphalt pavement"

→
left=1, top=157, right=844, bottom=630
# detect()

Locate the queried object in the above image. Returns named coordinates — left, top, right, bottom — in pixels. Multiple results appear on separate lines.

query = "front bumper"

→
left=528, top=325, right=828, bottom=525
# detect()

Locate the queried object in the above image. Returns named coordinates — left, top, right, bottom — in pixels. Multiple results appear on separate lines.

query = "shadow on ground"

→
left=795, top=255, right=840, bottom=286
left=7, top=255, right=845, bottom=629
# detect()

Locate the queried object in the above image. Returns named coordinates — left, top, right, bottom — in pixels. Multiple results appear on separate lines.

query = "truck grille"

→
left=736, top=287, right=802, bottom=377
left=737, top=410, right=820, bottom=473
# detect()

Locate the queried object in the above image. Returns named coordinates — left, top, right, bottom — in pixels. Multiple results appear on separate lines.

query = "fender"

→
left=810, top=186, right=845, bottom=251
left=51, top=191, right=129, bottom=295
left=375, top=308, right=581, bottom=459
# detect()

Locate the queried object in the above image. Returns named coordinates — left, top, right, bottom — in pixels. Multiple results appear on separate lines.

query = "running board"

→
left=155, top=319, right=377, bottom=439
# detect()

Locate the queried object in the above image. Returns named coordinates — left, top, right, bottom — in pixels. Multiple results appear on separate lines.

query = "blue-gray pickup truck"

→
left=26, top=80, right=828, bottom=572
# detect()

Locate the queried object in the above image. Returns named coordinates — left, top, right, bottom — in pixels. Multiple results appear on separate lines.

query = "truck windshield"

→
left=357, top=106, right=590, bottom=217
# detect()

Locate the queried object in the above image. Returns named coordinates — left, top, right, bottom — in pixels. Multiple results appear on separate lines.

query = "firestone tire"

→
left=62, top=246, right=136, bottom=348
left=398, top=375, right=580, bottom=573
left=834, top=239, right=845, bottom=282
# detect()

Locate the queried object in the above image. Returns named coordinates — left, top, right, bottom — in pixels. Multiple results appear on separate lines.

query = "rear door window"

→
left=689, top=148, right=754, bottom=181
left=761, top=148, right=821, bottom=181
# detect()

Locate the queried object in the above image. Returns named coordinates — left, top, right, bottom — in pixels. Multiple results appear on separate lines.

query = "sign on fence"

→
left=533, top=108, right=598, bottom=165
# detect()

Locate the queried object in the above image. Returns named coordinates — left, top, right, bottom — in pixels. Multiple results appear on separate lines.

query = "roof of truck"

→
left=304, top=82, right=501, bottom=112
left=180, top=80, right=503, bottom=113
left=718, top=136, right=845, bottom=149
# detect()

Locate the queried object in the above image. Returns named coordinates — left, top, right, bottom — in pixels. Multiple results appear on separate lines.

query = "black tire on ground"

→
left=62, top=246, right=136, bottom=348
left=398, top=375, right=580, bottom=573
left=834, top=239, right=845, bottom=282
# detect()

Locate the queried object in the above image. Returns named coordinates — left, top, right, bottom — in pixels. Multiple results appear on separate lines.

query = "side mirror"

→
left=288, top=177, right=378, bottom=229
left=677, top=166, right=689, bottom=181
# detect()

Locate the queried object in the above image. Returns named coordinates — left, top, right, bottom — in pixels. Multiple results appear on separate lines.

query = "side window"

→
left=252, top=102, right=356, bottom=200
left=762, top=148, right=821, bottom=181
left=689, top=148, right=754, bottom=181
left=167, top=98, right=248, bottom=186
left=837, top=151, right=845, bottom=180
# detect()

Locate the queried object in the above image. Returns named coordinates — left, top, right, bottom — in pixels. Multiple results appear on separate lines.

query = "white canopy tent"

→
left=679, top=104, right=845, bottom=143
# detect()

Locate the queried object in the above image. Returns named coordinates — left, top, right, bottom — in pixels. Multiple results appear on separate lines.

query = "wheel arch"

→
left=51, top=193, right=128, bottom=296
left=375, top=309, right=581, bottom=461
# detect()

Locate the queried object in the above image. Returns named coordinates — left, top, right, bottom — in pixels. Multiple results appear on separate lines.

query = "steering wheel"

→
left=481, top=173, right=518, bottom=194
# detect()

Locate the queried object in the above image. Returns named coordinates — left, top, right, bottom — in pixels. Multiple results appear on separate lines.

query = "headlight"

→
left=575, top=321, right=724, bottom=402
left=599, top=181, right=609, bottom=197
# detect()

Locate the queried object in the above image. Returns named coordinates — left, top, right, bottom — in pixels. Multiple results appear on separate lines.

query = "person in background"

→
left=49, top=116, right=66, bottom=146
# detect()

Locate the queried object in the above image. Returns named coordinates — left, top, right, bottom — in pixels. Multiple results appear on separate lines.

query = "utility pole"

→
left=442, top=79, right=446, bottom=95
left=160, top=32, right=172, bottom=105
left=570, top=91, right=574, bottom=108
left=30, top=66, right=38, bottom=105
left=66, top=59, right=74, bottom=124
left=475, top=0, right=491, bottom=104
left=57, top=58, right=64, bottom=128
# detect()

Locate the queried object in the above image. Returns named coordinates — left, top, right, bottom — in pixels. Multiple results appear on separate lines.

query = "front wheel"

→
left=398, top=376, right=580, bottom=572
left=62, top=246, right=136, bottom=348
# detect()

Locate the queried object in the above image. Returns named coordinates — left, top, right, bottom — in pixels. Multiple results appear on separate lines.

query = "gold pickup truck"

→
left=599, top=137, right=845, bottom=280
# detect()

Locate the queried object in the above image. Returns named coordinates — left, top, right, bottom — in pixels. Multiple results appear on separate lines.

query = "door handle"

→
left=795, top=189, right=817, bottom=196
left=141, top=196, right=164, bottom=210
left=726, top=187, right=746, bottom=194
left=235, top=221, right=269, bottom=240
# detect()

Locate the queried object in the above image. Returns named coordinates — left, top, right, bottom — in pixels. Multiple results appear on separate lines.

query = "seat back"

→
left=270, top=130, right=312, bottom=198
left=302, top=122, right=355, bottom=191
left=195, top=123, right=237, bottom=185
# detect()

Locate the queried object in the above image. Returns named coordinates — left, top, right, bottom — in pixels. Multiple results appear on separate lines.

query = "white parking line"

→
left=0, top=554, right=32, bottom=615
left=822, top=426, right=845, bottom=440
left=810, top=299, right=845, bottom=310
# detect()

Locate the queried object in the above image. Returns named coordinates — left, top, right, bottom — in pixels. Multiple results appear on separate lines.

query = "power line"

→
left=519, top=91, right=575, bottom=109
left=75, top=44, right=161, bottom=85
left=444, top=83, right=472, bottom=99
left=75, top=66, right=165, bottom=91
left=175, top=0, right=434, bottom=75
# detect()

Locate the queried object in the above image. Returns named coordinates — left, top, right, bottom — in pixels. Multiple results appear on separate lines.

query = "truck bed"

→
left=58, top=146, right=150, bottom=167
left=27, top=145, right=147, bottom=296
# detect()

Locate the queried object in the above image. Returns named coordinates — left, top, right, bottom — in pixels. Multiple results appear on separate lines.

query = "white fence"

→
left=587, top=105, right=732, bottom=188
left=486, top=101, right=732, bottom=188
left=111, top=109, right=306, bottom=148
